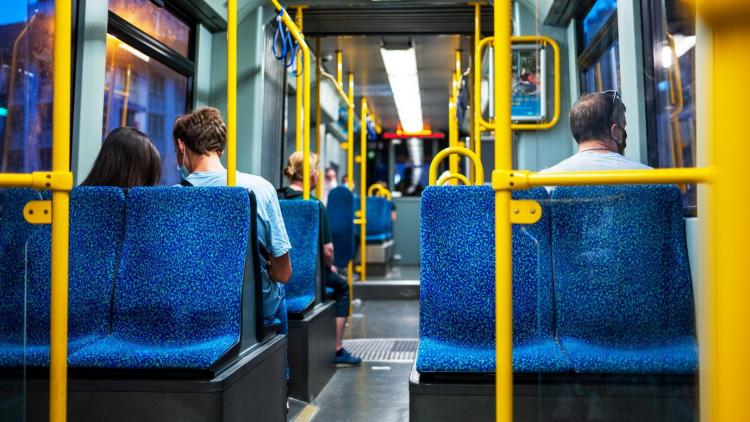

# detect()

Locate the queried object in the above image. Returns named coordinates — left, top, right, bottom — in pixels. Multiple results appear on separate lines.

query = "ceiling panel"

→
left=319, top=34, right=471, bottom=132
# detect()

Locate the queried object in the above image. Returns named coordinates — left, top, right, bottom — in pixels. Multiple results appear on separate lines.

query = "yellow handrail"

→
left=356, top=98, right=369, bottom=280
left=315, top=38, right=323, bottom=199
left=494, top=168, right=712, bottom=189
left=367, top=184, right=392, bottom=200
left=428, top=146, right=484, bottom=186
left=474, top=36, right=496, bottom=135
left=227, top=0, right=237, bottom=187
left=436, top=172, right=471, bottom=186
left=696, top=1, right=750, bottom=420
left=449, top=50, right=462, bottom=183
left=271, top=1, right=312, bottom=200
left=320, top=70, right=355, bottom=109
left=346, top=73, right=355, bottom=190
left=469, top=2, right=482, bottom=183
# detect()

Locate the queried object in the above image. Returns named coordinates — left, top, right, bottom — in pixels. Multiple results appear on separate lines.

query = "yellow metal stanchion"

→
left=270, top=1, right=311, bottom=199
left=50, top=1, right=73, bottom=421
left=293, top=7, right=305, bottom=153
left=492, top=2, right=513, bottom=422
left=697, top=1, right=750, bottom=420
left=315, top=38, right=323, bottom=199
left=346, top=73, right=355, bottom=289
left=227, top=0, right=237, bottom=187
left=356, top=99, right=369, bottom=281
left=469, top=2, right=482, bottom=183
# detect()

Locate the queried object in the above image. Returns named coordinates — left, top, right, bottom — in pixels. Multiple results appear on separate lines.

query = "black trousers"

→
left=326, top=269, right=350, bottom=318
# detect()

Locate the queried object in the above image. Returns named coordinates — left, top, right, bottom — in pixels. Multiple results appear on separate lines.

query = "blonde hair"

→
left=284, top=151, right=319, bottom=181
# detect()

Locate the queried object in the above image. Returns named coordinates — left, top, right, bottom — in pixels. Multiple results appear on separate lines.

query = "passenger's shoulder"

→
left=236, top=172, right=276, bottom=194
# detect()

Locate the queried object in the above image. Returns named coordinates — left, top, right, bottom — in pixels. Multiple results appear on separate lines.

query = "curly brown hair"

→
left=172, top=107, right=227, bottom=155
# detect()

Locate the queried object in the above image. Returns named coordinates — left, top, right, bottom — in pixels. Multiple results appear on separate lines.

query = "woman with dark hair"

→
left=82, top=127, right=161, bottom=187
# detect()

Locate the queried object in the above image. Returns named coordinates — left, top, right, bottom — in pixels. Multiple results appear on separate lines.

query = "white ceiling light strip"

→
left=380, top=46, right=424, bottom=132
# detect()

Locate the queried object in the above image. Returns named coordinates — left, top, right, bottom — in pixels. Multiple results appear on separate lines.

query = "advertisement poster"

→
left=512, top=45, right=546, bottom=121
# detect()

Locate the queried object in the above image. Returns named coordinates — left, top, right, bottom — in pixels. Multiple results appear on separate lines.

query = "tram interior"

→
left=0, top=0, right=709, bottom=421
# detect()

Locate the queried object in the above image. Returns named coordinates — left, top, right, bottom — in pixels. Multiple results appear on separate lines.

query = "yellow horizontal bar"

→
left=367, top=184, right=392, bottom=200
left=521, top=167, right=713, bottom=188
left=320, top=70, right=355, bottom=109
left=0, top=173, right=34, bottom=187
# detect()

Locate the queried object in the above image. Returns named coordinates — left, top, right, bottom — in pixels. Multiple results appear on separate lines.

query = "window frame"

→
left=106, top=1, right=196, bottom=111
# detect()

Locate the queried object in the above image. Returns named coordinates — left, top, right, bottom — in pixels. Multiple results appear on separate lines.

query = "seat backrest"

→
left=279, top=200, right=321, bottom=304
left=112, top=187, right=250, bottom=345
left=24, top=187, right=126, bottom=344
left=0, top=188, right=45, bottom=342
left=550, top=185, right=694, bottom=346
left=327, top=186, right=355, bottom=268
left=366, top=196, right=389, bottom=239
left=420, top=186, right=555, bottom=349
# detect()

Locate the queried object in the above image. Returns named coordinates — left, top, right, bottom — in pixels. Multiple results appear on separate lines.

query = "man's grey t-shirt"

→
left=185, top=170, right=292, bottom=321
left=541, top=151, right=652, bottom=173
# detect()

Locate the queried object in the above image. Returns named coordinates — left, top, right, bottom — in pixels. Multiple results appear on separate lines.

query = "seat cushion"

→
left=560, top=336, right=697, bottom=374
left=416, top=337, right=570, bottom=373
left=69, top=334, right=238, bottom=370
left=285, top=295, right=315, bottom=314
left=0, top=335, right=103, bottom=368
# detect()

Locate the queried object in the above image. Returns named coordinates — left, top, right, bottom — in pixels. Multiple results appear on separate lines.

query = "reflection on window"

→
left=0, top=0, right=54, bottom=173
left=103, top=35, right=187, bottom=186
left=648, top=1, right=697, bottom=211
left=581, top=42, right=621, bottom=93
left=582, top=0, right=617, bottom=47
left=108, top=0, right=190, bottom=56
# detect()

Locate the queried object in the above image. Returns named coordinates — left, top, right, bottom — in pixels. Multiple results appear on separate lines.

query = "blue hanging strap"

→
left=272, top=9, right=287, bottom=61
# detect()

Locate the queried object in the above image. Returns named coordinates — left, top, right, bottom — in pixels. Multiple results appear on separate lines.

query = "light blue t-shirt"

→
left=185, top=170, right=292, bottom=321
left=540, top=151, right=652, bottom=191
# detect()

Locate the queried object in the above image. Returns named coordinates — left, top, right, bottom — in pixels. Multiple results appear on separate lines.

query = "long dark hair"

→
left=82, top=127, right=161, bottom=187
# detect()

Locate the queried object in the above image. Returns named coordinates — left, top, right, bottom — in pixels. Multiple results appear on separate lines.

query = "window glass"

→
left=648, top=1, right=697, bottom=211
left=580, top=42, right=621, bottom=93
left=103, top=35, right=187, bottom=186
left=581, top=0, right=617, bottom=47
left=108, top=0, right=190, bottom=56
left=0, top=0, right=54, bottom=173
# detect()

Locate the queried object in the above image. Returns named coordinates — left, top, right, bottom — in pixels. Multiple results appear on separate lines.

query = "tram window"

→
left=108, top=0, right=190, bottom=57
left=580, top=42, right=621, bottom=93
left=105, top=1, right=194, bottom=186
left=577, top=0, right=621, bottom=93
left=643, top=0, right=697, bottom=213
left=0, top=0, right=54, bottom=173
left=581, top=0, right=617, bottom=47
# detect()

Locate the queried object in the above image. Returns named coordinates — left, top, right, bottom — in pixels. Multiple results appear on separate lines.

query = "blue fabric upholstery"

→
left=279, top=200, right=320, bottom=314
left=327, top=186, right=356, bottom=268
left=417, top=186, right=568, bottom=373
left=366, top=197, right=391, bottom=241
left=550, top=185, right=696, bottom=374
left=0, top=189, right=45, bottom=364
left=70, top=187, right=250, bottom=370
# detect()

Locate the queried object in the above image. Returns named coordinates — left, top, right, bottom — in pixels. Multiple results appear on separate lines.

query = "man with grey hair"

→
left=541, top=91, right=651, bottom=173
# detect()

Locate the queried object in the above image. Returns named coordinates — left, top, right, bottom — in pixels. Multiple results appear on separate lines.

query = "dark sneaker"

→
left=336, top=348, right=362, bottom=366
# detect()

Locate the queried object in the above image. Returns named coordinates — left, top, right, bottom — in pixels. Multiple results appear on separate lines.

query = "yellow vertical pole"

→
left=302, top=46, right=311, bottom=200
left=347, top=73, right=355, bottom=190
left=473, top=9, right=484, bottom=170
left=315, top=38, right=323, bottom=199
left=449, top=50, right=461, bottom=180
left=50, top=1, right=72, bottom=421
left=294, top=8, right=304, bottom=153
left=358, top=99, right=368, bottom=281
left=227, top=0, right=237, bottom=187
left=470, top=2, right=481, bottom=183
left=337, top=50, right=343, bottom=86
left=697, top=2, right=750, bottom=420
left=493, top=1, right=513, bottom=422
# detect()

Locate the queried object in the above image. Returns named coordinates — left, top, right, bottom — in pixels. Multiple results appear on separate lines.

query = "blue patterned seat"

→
left=279, top=200, right=320, bottom=315
left=0, top=189, right=46, bottom=366
left=69, top=187, right=250, bottom=370
left=417, top=186, right=569, bottom=374
left=550, top=185, right=696, bottom=374
left=327, top=186, right=355, bottom=268
left=366, top=197, right=391, bottom=242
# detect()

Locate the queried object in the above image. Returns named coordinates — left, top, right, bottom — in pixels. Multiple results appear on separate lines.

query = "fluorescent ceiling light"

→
left=380, top=46, right=423, bottom=132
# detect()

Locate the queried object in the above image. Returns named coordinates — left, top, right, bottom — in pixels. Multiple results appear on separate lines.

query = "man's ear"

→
left=177, top=138, right=186, bottom=154
left=609, top=124, right=619, bottom=141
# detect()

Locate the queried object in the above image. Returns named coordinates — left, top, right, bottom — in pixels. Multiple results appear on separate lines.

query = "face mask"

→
left=178, top=165, right=190, bottom=180
left=612, top=124, right=627, bottom=154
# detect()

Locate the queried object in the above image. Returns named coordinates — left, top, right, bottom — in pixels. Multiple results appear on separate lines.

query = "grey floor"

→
left=302, top=298, right=420, bottom=422
left=364, top=265, right=420, bottom=282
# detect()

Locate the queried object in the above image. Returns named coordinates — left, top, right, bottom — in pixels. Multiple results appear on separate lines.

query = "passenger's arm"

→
left=323, top=242, right=334, bottom=268
left=269, top=252, right=292, bottom=284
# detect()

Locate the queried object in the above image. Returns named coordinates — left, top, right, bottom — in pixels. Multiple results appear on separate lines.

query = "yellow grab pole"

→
left=358, top=99, right=368, bottom=281
left=449, top=50, right=461, bottom=182
left=0, top=174, right=34, bottom=187
left=522, top=168, right=712, bottom=187
left=315, top=38, right=323, bottom=199
left=428, top=146, right=484, bottom=186
left=493, top=1, right=513, bottom=422
left=294, top=7, right=304, bottom=153
left=319, top=71, right=355, bottom=109
left=347, top=73, right=355, bottom=190
left=697, top=1, right=750, bottom=420
left=469, top=2, right=481, bottom=183
left=51, top=0, right=73, bottom=420
left=337, top=50, right=343, bottom=86
left=227, top=0, right=237, bottom=187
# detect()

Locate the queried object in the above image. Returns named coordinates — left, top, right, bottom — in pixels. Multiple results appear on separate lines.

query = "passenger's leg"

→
left=326, top=270, right=361, bottom=365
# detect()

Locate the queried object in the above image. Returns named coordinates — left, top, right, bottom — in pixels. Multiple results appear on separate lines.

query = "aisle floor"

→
left=305, top=299, right=419, bottom=422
